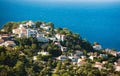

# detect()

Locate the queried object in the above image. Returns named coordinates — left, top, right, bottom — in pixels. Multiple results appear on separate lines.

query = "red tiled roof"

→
left=0, top=39, right=4, bottom=43
left=5, top=41, right=15, bottom=44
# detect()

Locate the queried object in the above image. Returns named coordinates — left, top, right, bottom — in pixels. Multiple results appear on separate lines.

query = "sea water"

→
left=0, top=1, right=120, bottom=50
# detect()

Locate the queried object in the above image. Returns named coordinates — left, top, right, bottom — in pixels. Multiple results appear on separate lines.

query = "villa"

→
left=33, top=56, right=37, bottom=61
left=38, top=51, right=49, bottom=56
left=26, top=20, right=36, bottom=28
left=57, top=55, right=67, bottom=61
left=40, top=23, right=51, bottom=31
left=99, top=54, right=108, bottom=58
left=89, top=55, right=96, bottom=61
left=61, top=46, right=67, bottom=52
left=4, top=40, right=16, bottom=47
left=115, top=59, right=120, bottom=71
left=0, top=38, right=4, bottom=46
left=93, top=44, right=102, bottom=50
left=75, top=50, right=83, bottom=56
left=12, top=24, right=37, bottom=38
left=94, top=62, right=103, bottom=70
left=55, top=34, right=66, bottom=41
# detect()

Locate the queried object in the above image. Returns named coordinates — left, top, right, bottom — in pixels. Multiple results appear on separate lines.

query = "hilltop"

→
left=0, top=21, right=120, bottom=76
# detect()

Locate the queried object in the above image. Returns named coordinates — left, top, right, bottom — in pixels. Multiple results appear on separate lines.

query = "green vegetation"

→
left=0, top=21, right=120, bottom=76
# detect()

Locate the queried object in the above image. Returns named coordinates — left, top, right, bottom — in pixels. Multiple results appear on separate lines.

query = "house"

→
left=61, top=46, right=67, bottom=52
left=55, top=34, right=66, bottom=41
left=93, top=45, right=102, bottom=50
left=38, top=51, right=49, bottom=56
left=48, top=37, right=57, bottom=42
left=104, top=48, right=117, bottom=57
left=87, top=52, right=94, bottom=56
left=33, top=56, right=37, bottom=61
left=77, top=57, right=86, bottom=64
left=0, top=38, right=4, bottom=44
left=77, top=58, right=86, bottom=66
left=117, top=52, right=120, bottom=57
left=36, top=32, right=49, bottom=42
left=89, top=56, right=95, bottom=61
left=102, top=61, right=108, bottom=64
left=68, top=55, right=78, bottom=62
left=37, top=36, right=49, bottom=42
left=26, top=20, right=36, bottom=28
left=57, top=55, right=67, bottom=61
left=19, top=51, right=25, bottom=56
left=99, top=54, right=108, bottom=58
left=110, top=51, right=117, bottom=56
left=115, top=63, right=120, bottom=71
left=13, top=24, right=37, bottom=38
left=0, top=34, right=10, bottom=40
left=115, top=59, right=120, bottom=71
left=110, top=50, right=117, bottom=57
left=75, top=50, right=83, bottom=56
left=37, top=32, right=45, bottom=37
left=54, top=41, right=61, bottom=46
left=105, top=48, right=111, bottom=53
left=12, top=25, right=27, bottom=37
left=0, top=38, right=4, bottom=46
left=27, top=29, right=37, bottom=37
left=94, top=62, right=103, bottom=70
left=40, top=24, right=51, bottom=31
left=4, top=40, right=16, bottom=47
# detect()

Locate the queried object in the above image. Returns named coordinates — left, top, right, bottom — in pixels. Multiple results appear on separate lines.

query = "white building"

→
left=57, top=55, right=67, bottom=61
left=55, top=34, right=66, bottom=41
left=4, top=41, right=16, bottom=47
left=61, top=46, right=67, bottom=52
left=37, top=36, right=49, bottom=42
left=27, top=29, right=37, bottom=37
left=75, top=50, right=83, bottom=56
left=68, top=56, right=77, bottom=62
left=48, top=37, right=57, bottom=42
left=94, top=62, right=103, bottom=70
left=0, top=38, right=4, bottom=46
left=26, top=20, right=36, bottom=28
left=93, top=45, right=102, bottom=50
left=40, top=24, right=51, bottom=31
left=12, top=24, right=37, bottom=38
left=115, top=65, right=120, bottom=71
left=89, top=56, right=94, bottom=61
left=33, top=56, right=37, bottom=61
left=38, top=51, right=49, bottom=56
left=115, top=59, right=120, bottom=71
left=99, top=54, right=108, bottom=58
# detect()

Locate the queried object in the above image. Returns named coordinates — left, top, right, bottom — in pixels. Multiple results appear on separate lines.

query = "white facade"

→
left=68, top=56, right=77, bottom=62
left=100, top=54, right=108, bottom=58
left=89, top=56, right=94, bottom=61
left=57, top=55, right=67, bottom=61
left=27, top=29, right=37, bottom=37
left=13, top=24, right=37, bottom=38
left=33, top=56, right=37, bottom=61
left=37, top=36, right=49, bottom=42
left=115, top=66, right=120, bottom=71
left=55, top=34, right=65, bottom=41
left=38, top=51, right=49, bottom=55
left=61, top=46, right=67, bottom=52
left=48, top=37, right=57, bottom=42
left=40, top=24, right=51, bottom=31
left=75, top=51, right=83, bottom=56
left=26, top=20, right=36, bottom=28
left=93, top=45, right=102, bottom=50
left=4, top=41, right=16, bottom=47
left=94, top=62, right=103, bottom=70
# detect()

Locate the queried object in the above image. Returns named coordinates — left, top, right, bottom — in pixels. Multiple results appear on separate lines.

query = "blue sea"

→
left=0, top=1, right=120, bottom=50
